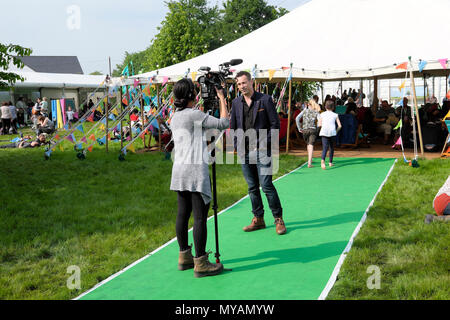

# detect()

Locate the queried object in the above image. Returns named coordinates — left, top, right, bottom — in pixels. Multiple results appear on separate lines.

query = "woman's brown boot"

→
left=193, top=252, right=224, bottom=278
left=178, top=245, right=194, bottom=271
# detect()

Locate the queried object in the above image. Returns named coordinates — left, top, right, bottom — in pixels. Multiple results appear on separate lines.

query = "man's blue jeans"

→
left=241, top=153, right=283, bottom=219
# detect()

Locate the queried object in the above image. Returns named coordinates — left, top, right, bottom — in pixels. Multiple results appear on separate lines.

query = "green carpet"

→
left=78, top=157, right=396, bottom=300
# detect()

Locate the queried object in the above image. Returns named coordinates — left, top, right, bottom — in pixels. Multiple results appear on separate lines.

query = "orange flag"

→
left=268, top=70, right=276, bottom=81
left=89, top=134, right=96, bottom=141
left=396, top=62, right=408, bottom=70
left=88, top=146, right=93, bottom=152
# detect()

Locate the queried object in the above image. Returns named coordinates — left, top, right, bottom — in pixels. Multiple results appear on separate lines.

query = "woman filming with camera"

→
left=170, top=78, right=229, bottom=278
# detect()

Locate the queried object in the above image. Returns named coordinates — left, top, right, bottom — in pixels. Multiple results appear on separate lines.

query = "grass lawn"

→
left=327, top=157, right=450, bottom=300
left=1, top=125, right=449, bottom=299
left=0, top=133, right=305, bottom=300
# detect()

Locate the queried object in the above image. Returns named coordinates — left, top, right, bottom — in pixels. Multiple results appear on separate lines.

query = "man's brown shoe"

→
left=243, top=216, right=266, bottom=232
left=274, top=218, right=287, bottom=235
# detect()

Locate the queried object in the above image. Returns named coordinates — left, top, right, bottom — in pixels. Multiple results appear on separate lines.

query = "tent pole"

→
left=321, top=81, right=324, bottom=105
left=409, top=66, right=424, bottom=156
left=286, top=74, right=293, bottom=154
left=106, top=94, right=109, bottom=153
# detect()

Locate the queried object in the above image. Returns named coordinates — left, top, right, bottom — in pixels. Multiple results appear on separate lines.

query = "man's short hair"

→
left=235, top=71, right=252, bottom=81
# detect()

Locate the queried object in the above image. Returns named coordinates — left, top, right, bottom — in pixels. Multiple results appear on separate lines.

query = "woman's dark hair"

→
left=173, top=78, right=195, bottom=110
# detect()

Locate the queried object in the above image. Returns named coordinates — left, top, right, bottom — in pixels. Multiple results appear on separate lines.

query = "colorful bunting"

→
left=122, top=96, right=129, bottom=106
left=418, top=60, right=427, bottom=72
left=127, top=144, right=135, bottom=153
left=65, top=133, right=76, bottom=144
left=87, top=113, right=94, bottom=123
left=76, top=125, right=84, bottom=134
left=394, top=119, right=402, bottom=131
left=438, top=58, right=448, bottom=69
left=392, top=136, right=402, bottom=148
left=268, top=70, right=276, bottom=81
left=89, top=134, right=96, bottom=142
left=81, top=136, right=87, bottom=143
left=396, top=62, right=408, bottom=70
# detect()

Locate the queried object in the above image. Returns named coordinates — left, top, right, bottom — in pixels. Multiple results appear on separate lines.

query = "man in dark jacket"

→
left=230, top=71, right=286, bottom=235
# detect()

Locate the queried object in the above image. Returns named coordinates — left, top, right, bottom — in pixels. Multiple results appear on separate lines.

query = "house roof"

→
left=19, top=56, right=84, bottom=75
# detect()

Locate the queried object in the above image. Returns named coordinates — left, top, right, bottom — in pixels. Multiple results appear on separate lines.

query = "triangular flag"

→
left=65, top=134, right=75, bottom=144
left=87, top=113, right=94, bottom=123
left=97, top=105, right=103, bottom=113
left=45, top=150, right=52, bottom=158
left=446, top=90, right=450, bottom=101
left=101, top=118, right=107, bottom=125
left=143, top=85, right=151, bottom=97
left=443, top=110, right=450, bottom=120
left=397, top=99, right=404, bottom=107
left=88, top=145, right=93, bottom=152
left=418, top=60, right=427, bottom=72
left=81, top=136, right=87, bottom=143
left=438, top=58, right=448, bottom=69
left=191, top=72, right=197, bottom=82
left=281, top=66, right=290, bottom=71
left=89, top=134, right=96, bottom=141
left=64, top=123, right=69, bottom=130
left=112, top=108, right=119, bottom=116
left=59, top=144, right=64, bottom=152
left=99, top=124, right=105, bottom=131
left=399, top=81, right=405, bottom=91
left=54, top=134, right=60, bottom=141
left=268, top=70, right=276, bottom=81
left=162, top=76, right=169, bottom=86
left=76, top=124, right=84, bottom=134
left=394, top=119, right=402, bottom=131
left=127, top=144, right=135, bottom=153
left=392, top=136, right=402, bottom=148
left=109, top=114, right=116, bottom=121
left=134, top=79, right=139, bottom=88
left=396, top=62, right=408, bottom=70
left=122, top=96, right=129, bottom=106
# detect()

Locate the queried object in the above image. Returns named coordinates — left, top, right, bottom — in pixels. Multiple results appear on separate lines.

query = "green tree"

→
left=145, top=0, right=221, bottom=70
left=0, top=43, right=32, bottom=89
left=112, top=49, right=152, bottom=77
left=220, top=0, right=288, bottom=44
left=89, top=71, right=103, bottom=75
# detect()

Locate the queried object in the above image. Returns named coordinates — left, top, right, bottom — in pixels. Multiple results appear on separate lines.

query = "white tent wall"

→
left=135, top=0, right=450, bottom=83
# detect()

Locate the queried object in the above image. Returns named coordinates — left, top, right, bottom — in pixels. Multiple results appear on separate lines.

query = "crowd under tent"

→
left=125, top=0, right=450, bottom=155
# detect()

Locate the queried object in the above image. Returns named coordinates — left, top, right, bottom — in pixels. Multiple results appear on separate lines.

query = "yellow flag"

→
left=399, top=81, right=405, bottom=91
left=268, top=70, right=276, bottom=81
left=100, top=124, right=105, bottom=131
left=127, top=144, right=136, bottom=153
left=444, top=110, right=450, bottom=120
left=59, top=144, right=64, bottom=152
left=112, top=108, right=118, bottom=116
left=97, top=105, right=102, bottom=113
left=191, top=72, right=197, bottom=82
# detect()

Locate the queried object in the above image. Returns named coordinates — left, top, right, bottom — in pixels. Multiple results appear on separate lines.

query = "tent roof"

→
left=11, top=71, right=106, bottom=89
left=135, top=0, right=450, bottom=83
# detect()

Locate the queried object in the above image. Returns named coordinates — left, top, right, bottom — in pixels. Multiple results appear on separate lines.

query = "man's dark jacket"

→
left=230, top=91, right=280, bottom=153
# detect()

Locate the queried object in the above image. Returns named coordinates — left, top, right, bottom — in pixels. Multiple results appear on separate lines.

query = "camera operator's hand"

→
left=215, top=85, right=225, bottom=100
left=215, top=85, right=228, bottom=119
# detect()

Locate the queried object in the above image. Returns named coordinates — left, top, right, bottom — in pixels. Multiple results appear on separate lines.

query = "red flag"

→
left=87, top=113, right=94, bottom=123
left=396, top=62, right=408, bottom=70
left=88, top=146, right=93, bottom=152
left=122, top=96, right=128, bottom=106
left=281, top=66, right=290, bottom=70
left=89, top=134, right=96, bottom=141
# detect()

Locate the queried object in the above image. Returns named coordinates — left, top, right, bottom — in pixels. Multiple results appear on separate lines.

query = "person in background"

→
left=318, top=100, right=342, bottom=170
left=9, top=101, right=18, bottom=134
left=1, top=102, right=12, bottom=135
left=40, top=97, right=49, bottom=116
left=66, top=106, right=75, bottom=127
left=16, top=97, right=26, bottom=126
left=36, top=115, right=55, bottom=135
left=296, top=98, right=321, bottom=168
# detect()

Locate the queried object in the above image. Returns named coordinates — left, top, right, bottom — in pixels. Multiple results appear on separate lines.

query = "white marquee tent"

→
left=135, top=0, right=450, bottom=82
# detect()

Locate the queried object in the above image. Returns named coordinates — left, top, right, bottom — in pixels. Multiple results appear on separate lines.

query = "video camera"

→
left=197, top=59, right=243, bottom=115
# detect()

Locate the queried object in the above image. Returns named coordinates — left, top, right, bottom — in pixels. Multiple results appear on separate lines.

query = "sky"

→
left=1, top=0, right=309, bottom=75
